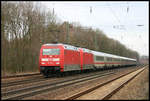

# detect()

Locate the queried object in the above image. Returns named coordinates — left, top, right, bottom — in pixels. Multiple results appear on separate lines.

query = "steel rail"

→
left=2, top=75, right=44, bottom=88
left=2, top=68, right=114, bottom=88
left=102, top=66, right=146, bottom=100
left=2, top=65, right=141, bottom=100
left=2, top=73, right=40, bottom=79
left=65, top=65, right=146, bottom=100
left=2, top=71, right=115, bottom=100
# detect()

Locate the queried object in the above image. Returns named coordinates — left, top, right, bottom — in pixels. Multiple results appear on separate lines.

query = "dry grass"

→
left=1, top=69, right=39, bottom=77
left=110, top=66, right=149, bottom=100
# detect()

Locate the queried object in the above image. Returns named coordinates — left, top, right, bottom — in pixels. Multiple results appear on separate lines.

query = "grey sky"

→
left=41, top=1, right=149, bottom=56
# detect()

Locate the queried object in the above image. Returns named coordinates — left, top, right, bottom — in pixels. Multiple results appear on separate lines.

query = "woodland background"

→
left=1, top=2, right=139, bottom=75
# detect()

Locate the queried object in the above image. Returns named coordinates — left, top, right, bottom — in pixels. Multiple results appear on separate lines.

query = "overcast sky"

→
left=41, top=1, right=149, bottom=56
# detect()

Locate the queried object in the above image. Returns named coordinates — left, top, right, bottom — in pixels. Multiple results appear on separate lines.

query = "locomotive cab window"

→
left=43, top=49, right=60, bottom=55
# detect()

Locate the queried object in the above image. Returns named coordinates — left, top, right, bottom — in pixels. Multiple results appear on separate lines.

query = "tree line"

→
left=1, top=2, right=139, bottom=75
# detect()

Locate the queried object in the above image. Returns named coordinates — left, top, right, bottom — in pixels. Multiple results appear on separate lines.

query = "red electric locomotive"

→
left=39, top=43, right=81, bottom=77
left=81, top=48, right=94, bottom=70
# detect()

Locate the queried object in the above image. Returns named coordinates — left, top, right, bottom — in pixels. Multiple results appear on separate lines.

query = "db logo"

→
left=49, top=62, right=53, bottom=64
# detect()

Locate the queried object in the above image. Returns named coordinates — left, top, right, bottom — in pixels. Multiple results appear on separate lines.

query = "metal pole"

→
left=68, top=23, right=69, bottom=44
left=66, top=22, right=68, bottom=44
left=66, top=22, right=70, bottom=44
left=95, top=33, right=97, bottom=50
left=90, top=6, right=97, bottom=50
left=40, top=32, right=42, bottom=46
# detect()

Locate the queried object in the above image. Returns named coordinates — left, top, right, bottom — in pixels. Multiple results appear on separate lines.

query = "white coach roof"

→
left=92, top=50, right=136, bottom=61
left=43, top=43, right=136, bottom=61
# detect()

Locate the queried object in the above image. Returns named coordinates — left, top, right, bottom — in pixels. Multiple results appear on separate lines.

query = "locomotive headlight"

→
left=56, top=62, right=59, bottom=64
left=41, top=58, right=48, bottom=61
left=53, top=58, right=60, bottom=61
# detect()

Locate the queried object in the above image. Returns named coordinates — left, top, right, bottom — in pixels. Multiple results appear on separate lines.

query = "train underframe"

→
left=40, top=66, right=61, bottom=77
left=40, top=64, right=136, bottom=78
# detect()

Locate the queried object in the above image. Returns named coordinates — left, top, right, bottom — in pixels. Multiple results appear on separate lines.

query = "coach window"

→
left=106, top=57, right=108, bottom=61
left=96, top=56, right=104, bottom=61
left=107, top=57, right=112, bottom=61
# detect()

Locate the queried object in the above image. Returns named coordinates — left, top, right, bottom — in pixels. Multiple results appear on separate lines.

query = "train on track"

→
left=39, top=43, right=137, bottom=77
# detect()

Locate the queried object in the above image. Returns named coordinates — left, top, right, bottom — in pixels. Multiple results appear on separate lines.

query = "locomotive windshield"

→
left=43, top=49, right=60, bottom=55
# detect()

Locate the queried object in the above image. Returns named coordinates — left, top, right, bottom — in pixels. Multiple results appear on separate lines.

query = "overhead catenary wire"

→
left=106, top=3, right=128, bottom=31
left=106, top=3, right=121, bottom=26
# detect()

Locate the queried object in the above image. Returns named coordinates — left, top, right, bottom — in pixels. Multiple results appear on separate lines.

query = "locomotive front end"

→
left=39, top=44, right=62, bottom=77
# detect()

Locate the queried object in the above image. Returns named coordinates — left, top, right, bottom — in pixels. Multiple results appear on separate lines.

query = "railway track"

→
left=2, top=68, right=114, bottom=88
left=2, top=72, right=40, bottom=79
left=2, top=65, right=135, bottom=88
left=2, top=70, right=116, bottom=100
left=1, top=65, right=141, bottom=100
left=2, top=75, right=45, bottom=88
left=65, top=65, right=146, bottom=100
left=102, top=67, right=146, bottom=100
